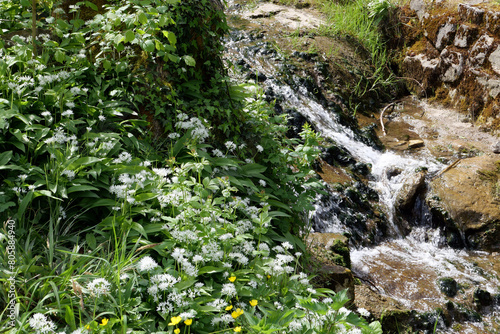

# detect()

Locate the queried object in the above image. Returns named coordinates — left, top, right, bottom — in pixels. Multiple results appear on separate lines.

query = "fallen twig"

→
left=432, top=158, right=462, bottom=180
left=380, top=102, right=396, bottom=136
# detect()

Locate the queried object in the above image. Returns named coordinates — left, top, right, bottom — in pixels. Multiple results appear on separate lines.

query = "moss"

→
left=331, top=239, right=351, bottom=269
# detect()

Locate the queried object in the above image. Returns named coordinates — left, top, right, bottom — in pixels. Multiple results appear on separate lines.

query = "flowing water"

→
left=224, top=10, right=499, bottom=332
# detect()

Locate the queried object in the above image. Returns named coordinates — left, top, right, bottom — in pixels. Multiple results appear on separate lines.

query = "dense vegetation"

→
left=0, top=0, right=382, bottom=333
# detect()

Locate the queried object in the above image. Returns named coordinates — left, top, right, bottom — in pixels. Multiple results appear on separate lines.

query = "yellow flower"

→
left=234, top=326, right=242, bottom=332
left=85, top=325, right=90, bottom=330
left=228, top=275, right=236, bottom=282
left=168, top=316, right=182, bottom=326
left=231, top=308, right=244, bottom=319
left=249, top=299, right=258, bottom=307
left=225, top=305, right=233, bottom=311
left=100, top=318, right=109, bottom=326
left=174, top=329, right=180, bottom=334
left=267, top=275, right=271, bottom=279
left=184, top=318, right=193, bottom=326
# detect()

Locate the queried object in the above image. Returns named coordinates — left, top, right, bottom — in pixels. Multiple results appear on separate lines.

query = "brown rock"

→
left=307, top=233, right=355, bottom=303
left=408, top=139, right=425, bottom=148
left=355, top=285, right=413, bottom=333
left=429, top=156, right=500, bottom=251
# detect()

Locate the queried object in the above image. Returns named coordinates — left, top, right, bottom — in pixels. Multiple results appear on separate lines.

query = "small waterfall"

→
left=224, top=23, right=500, bottom=332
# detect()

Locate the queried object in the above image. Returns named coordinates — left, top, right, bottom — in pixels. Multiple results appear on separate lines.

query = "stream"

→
left=224, top=3, right=500, bottom=332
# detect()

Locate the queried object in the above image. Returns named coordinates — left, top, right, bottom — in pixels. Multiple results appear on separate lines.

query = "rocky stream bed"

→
left=225, top=0, right=500, bottom=332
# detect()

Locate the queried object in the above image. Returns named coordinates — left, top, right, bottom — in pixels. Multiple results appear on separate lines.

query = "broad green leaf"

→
left=67, top=185, right=99, bottom=194
left=103, top=60, right=111, bottom=70
left=138, top=12, right=148, bottom=25
left=0, top=151, right=12, bottom=166
left=125, top=30, right=135, bottom=43
left=241, top=163, right=267, bottom=176
left=198, top=266, right=225, bottom=275
left=54, top=50, right=65, bottom=63
left=18, top=191, right=33, bottom=219
left=64, top=306, right=76, bottom=330
left=114, top=33, right=124, bottom=45
left=163, top=31, right=176, bottom=46
left=182, top=55, right=196, bottom=67
left=143, top=39, right=155, bottom=52
left=84, top=0, right=98, bottom=10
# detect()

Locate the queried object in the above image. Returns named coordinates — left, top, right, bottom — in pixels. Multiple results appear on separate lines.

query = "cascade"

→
left=224, top=7, right=500, bottom=332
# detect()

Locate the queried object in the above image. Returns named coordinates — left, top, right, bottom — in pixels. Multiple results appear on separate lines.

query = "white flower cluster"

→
left=175, top=113, right=209, bottom=142
left=137, top=256, right=159, bottom=272
left=29, top=313, right=57, bottom=333
left=86, top=278, right=111, bottom=297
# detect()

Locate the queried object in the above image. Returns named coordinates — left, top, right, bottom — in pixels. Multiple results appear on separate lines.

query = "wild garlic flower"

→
left=86, top=278, right=111, bottom=297
left=256, top=144, right=264, bottom=152
left=137, top=256, right=159, bottom=272
left=29, top=313, right=57, bottom=333
left=221, top=283, right=237, bottom=297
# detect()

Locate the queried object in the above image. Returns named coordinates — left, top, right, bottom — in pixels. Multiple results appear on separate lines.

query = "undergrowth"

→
left=0, top=0, right=381, bottom=333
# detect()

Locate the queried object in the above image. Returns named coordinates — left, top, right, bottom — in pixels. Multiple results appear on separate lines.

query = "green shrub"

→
left=0, top=0, right=381, bottom=333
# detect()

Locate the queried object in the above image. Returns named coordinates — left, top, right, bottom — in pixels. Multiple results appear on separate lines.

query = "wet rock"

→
left=307, top=233, right=355, bottom=303
left=473, top=288, right=492, bottom=308
left=286, top=109, right=308, bottom=138
left=245, top=71, right=267, bottom=82
left=408, top=139, right=425, bottom=148
left=429, top=156, right=500, bottom=251
left=492, top=141, right=500, bottom=154
left=354, top=285, right=415, bottom=333
left=395, top=170, right=426, bottom=215
left=386, top=167, right=402, bottom=179
left=321, top=144, right=355, bottom=166
left=307, top=233, right=351, bottom=268
left=437, top=277, right=459, bottom=298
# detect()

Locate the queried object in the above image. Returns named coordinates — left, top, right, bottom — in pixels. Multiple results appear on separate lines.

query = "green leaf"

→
left=138, top=12, right=148, bottom=25
left=198, top=266, right=225, bottom=275
left=18, top=191, right=33, bottom=219
left=84, top=1, right=98, bottom=11
left=163, top=31, right=176, bottom=46
left=54, top=50, right=65, bottom=63
left=125, top=30, right=136, bottom=43
left=135, top=193, right=158, bottom=202
left=241, top=163, right=267, bottom=176
left=132, top=222, right=147, bottom=238
left=114, top=33, right=124, bottom=45
left=71, top=157, right=104, bottom=167
left=103, top=60, right=111, bottom=70
left=86, top=233, right=97, bottom=250
left=67, top=185, right=99, bottom=194
left=143, top=39, right=155, bottom=52
left=0, top=151, right=12, bottom=166
left=182, top=55, right=196, bottom=67
left=20, top=0, right=30, bottom=7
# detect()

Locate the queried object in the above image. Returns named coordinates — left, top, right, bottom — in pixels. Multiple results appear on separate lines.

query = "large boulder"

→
left=429, top=156, right=500, bottom=251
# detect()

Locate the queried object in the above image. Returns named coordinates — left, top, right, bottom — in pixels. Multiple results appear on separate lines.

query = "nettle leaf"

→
left=114, top=33, right=124, bottom=45
left=162, top=31, right=176, bottom=46
left=125, top=30, right=136, bottom=43
left=182, top=55, right=196, bottom=67
left=142, top=39, right=155, bottom=52
left=138, top=12, right=148, bottom=25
